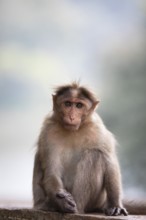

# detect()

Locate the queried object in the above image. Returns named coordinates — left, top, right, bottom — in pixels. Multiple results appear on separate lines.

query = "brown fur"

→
left=33, top=82, right=145, bottom=216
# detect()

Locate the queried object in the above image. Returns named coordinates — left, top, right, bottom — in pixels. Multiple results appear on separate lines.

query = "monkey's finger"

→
left=112, top=207, right=128, bottom=216
left=113, top=207, right=121, bottom=216
left=56, top=192, right=65, bottom=199
left=65, top=205, right=77, bottom=213
left=105, top=207, right=116, bottom=216
left=121, top=208, right=128, bottom=216
left=67, top=200, right=76, bottom=207
left=65, top=208, right=76, bottom=213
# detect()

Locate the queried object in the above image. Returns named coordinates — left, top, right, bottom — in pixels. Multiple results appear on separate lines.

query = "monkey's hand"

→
left=104, top=206, right=128, bottom=216
left=56, top=191, right=77, bottom=213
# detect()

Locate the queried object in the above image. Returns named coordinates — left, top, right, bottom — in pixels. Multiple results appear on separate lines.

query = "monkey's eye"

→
left=76, top=102, right=83, bottom=108
left=64, top=101, right=72, bottom=107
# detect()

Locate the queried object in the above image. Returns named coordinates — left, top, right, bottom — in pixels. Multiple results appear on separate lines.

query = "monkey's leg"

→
left=72, top=149, right=105, bottom=213
left=33, top=152, right=49, bottom=211
left=104, top=156, right=128, bottom=216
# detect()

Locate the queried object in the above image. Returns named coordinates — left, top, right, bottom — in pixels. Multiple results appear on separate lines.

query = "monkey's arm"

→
left=38, top=124, right=77, bottom=213
left=36, top=123, right=64, bottom=195
left=42, top=151, right=77, bottom=213
left=104, top=154, right=128, bottom=216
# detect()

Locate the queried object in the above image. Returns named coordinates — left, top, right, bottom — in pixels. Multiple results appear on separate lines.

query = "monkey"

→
left=33, top=82, right=146, bottom=216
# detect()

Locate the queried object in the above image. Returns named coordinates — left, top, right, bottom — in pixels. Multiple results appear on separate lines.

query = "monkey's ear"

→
left=52, top=94, right=57, bottom=110
left=92, top=101, right=100, bottom=110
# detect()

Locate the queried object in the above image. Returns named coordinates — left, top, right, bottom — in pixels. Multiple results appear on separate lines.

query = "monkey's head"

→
left=52, top=82, right=99, bottom=131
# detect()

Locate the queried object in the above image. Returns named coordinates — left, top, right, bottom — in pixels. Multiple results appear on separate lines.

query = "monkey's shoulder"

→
left=89, top=113, right=117, bottom=153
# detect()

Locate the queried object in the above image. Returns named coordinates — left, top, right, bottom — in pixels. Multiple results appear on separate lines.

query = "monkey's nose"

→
left=70, top=116, right=75, bottom=121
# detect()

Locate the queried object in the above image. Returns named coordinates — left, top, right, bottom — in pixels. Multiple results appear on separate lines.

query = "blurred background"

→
left=0, top=0, right=146, bottom=208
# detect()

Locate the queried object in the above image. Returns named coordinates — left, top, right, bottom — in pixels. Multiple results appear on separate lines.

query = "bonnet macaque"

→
left=33, top=82, right=146, bottom=216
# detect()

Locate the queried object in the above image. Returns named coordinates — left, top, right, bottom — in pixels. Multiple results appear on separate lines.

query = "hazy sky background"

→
left=0, top=0, right=146, bottom=207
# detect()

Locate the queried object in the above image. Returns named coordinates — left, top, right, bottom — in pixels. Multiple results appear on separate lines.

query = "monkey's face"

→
left=60, top=98, right=89, bottom=131
left=53, top=86, right=99, bottom=131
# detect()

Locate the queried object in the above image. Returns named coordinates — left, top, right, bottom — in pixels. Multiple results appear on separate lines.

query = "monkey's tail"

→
left=123, top=200, right=146, bottom=215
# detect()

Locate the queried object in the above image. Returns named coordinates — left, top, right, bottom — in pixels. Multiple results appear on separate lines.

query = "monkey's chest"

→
left=61, top=148, right=82, bottom=190
left=62, top=148, right=81, bottom=171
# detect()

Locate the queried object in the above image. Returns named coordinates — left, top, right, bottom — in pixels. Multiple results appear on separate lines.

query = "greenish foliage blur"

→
left=99, top=47, right=146, bottom=194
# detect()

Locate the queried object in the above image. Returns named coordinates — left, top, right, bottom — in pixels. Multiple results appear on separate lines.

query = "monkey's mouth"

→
left=64, top=123, right=79, bottom=131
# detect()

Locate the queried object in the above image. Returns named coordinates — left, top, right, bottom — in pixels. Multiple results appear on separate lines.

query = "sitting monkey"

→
left=33, top=82, right=146, bottom=216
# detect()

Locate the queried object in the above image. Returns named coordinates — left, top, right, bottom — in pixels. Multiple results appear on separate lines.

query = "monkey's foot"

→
left=56, top=191, right=77, bottom=213
left=104, top=206, right=128, bottom=216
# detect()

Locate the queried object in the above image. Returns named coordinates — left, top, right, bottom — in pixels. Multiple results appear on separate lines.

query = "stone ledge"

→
left=0, top=209, right=146, bottom=220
